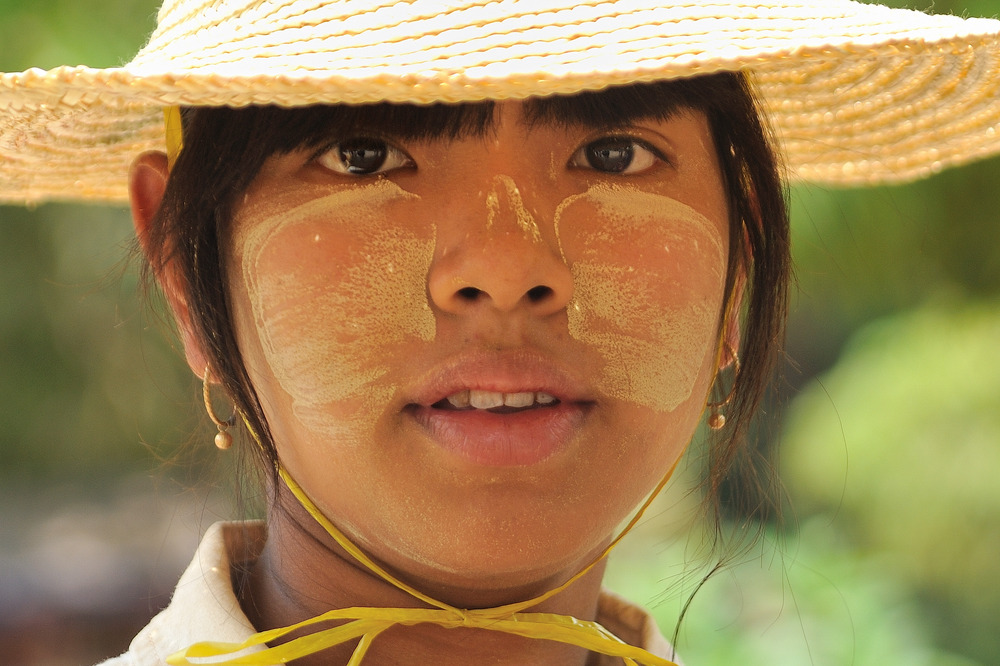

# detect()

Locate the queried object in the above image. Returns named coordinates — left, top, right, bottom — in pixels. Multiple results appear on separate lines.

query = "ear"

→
left=129, top=151, right=210, bottom=380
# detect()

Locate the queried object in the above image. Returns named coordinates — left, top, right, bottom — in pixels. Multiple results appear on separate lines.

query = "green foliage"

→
left=786, top=152, right=1000, bottom=381
left=0, top=0, right=158, bottom=71
left=606, top=514, right=983, bottom=666
left=874, top=0, right=1000, bottom=17
left=0, top=203, right=200, bottom=481
left=782, top=302, right=1000, bottom=663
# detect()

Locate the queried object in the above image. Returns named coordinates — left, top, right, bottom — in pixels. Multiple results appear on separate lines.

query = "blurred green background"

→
left=1, top=1, right=999, bottom=664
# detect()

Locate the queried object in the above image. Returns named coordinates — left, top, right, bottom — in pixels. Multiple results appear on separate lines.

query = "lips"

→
left=406, top=351, right=592, bottom=466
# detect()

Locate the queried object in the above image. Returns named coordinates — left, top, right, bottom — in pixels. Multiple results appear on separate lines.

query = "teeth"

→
left=469, top=390, right=504, bottom=409
left=503, top=392, right=535, bottom=408
left=444, top=390, right=559, bottom=409
left=446, top=390, right=470, bottom=408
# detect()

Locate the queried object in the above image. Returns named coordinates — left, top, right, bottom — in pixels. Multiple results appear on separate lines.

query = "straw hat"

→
left=2, top=0, right=999, bottom=203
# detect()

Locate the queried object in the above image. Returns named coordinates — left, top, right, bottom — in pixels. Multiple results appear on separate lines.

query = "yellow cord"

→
left=164, top=105, right=184, bottom=169
left=167, top=459, right=683, bottom=665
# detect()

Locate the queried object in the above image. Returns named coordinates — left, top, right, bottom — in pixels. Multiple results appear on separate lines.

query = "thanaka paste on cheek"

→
left=237, top=180, right=435, bottom=438
left=554, top=184, right=726, bottom=413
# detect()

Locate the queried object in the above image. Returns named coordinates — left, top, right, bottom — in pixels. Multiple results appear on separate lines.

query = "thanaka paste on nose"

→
left=484, top=175, right=543, bottom=243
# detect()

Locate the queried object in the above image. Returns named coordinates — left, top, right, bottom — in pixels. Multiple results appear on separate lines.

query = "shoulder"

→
left=597, top=588, right=684, bottom=665
left=97, top=521, right=266, bottom=666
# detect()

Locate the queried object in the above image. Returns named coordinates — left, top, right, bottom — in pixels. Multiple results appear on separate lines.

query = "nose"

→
left=428, top=175, right=573, bottom=316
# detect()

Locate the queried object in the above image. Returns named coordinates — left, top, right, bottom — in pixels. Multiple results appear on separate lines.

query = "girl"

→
left=2, top=0, right=998, bottom=664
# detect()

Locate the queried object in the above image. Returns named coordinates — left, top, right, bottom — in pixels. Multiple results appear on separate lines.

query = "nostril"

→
left=526, top=285, right=553, bottom=302
left=457, top=286, right=482, bottom=301
left=449, top=285, right=561, bottom=308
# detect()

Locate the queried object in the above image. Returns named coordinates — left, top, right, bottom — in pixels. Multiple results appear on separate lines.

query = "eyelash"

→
left=312, top=137, right=414, bottom=176
left=568, top=136, right=669, bottom=175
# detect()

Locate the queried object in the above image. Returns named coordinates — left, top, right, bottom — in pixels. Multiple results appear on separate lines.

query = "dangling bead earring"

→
left=203, top=365, right=236, bottom=450
left=707, top=343, right=741, bottom=430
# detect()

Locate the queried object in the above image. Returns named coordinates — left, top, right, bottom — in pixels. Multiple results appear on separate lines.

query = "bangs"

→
left=523, top=76, right=733, bottom=128
left=177, top=74, right=746, bottom=168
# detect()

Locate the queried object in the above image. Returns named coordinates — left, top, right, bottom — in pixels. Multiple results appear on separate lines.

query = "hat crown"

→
left=132, top=0, right=997, bottom=81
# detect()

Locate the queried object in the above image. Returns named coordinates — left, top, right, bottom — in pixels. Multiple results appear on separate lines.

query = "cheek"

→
left=555, top=184, right=727, bottom=413
left=235, top=181, right=435, bottom=437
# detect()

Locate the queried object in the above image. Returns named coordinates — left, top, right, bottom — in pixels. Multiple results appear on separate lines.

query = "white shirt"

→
left=99, top=522, right=681, bottom=665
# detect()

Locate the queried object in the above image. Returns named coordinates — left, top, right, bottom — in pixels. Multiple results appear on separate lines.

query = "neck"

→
left=238, top=483, right=611, bottom=666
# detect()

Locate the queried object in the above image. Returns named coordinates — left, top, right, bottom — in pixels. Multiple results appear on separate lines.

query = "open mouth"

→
left=411, top=388, right=586, bottom=466
left=430, top=389, right=561, bottom=414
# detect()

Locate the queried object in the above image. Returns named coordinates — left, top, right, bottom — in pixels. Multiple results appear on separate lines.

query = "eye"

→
left=315, top=137, right=413, bottom=175
left=570, top=136, right=663, bottom=175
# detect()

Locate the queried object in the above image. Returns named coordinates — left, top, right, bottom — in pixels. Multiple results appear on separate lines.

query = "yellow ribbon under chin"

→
left=167, top=459, right=682, bottom=666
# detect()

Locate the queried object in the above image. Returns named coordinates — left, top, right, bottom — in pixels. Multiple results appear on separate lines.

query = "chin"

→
left=363, top=490, right=625, bottom=596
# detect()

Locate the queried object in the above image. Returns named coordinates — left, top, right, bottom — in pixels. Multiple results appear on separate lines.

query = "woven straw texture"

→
left=2, top=0, right=1000, bottom=203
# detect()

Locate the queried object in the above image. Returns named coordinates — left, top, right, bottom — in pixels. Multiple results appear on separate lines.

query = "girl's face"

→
left=225, top=101, right=730, bottom=594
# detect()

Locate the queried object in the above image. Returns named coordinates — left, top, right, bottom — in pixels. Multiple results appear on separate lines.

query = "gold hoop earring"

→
left=203, top=365, right=236, bottom=450
left=707, top=343, right=741, bottom=430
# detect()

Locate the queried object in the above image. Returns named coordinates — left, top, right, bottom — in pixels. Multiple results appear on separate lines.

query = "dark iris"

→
left=585, top=137, right=634, bottom=173
left=339, top=139, right=388, bottom=174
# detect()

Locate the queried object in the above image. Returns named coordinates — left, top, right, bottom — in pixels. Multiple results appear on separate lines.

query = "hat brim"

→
left=2, top=0, right=1000, bottom=202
